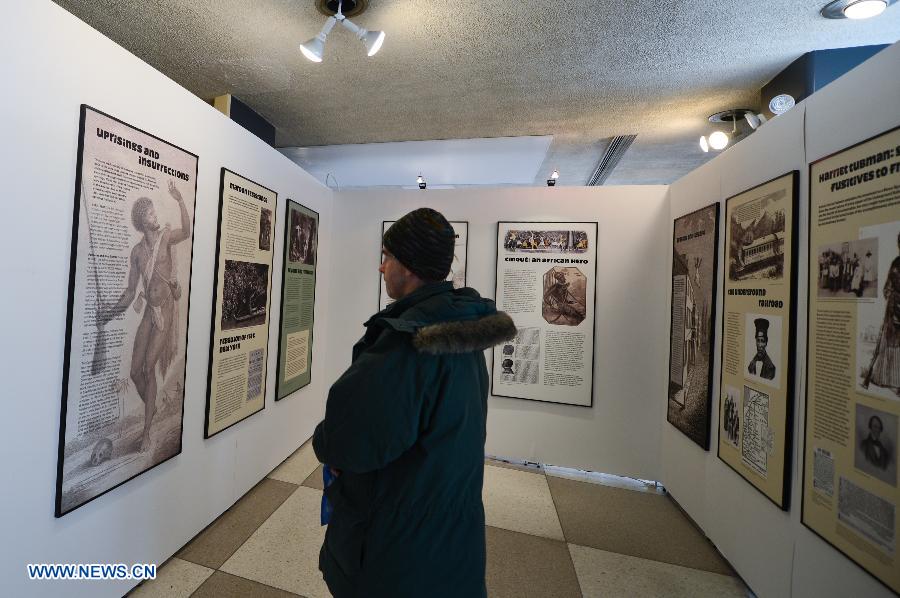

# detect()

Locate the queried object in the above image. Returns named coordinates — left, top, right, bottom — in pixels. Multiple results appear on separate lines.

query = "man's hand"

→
left=168, top=180, right=183, bottom=203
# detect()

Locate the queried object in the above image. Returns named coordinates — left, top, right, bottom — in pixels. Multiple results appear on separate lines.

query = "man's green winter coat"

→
left=313, top=281, right=516, bottom=598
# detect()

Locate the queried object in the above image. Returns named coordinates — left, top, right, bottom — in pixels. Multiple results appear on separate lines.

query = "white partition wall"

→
left=327, top=186, right=670, bottom=481
left=0, top=3, right=333, bottom=596
left=664, top=42, right=900, bottom=598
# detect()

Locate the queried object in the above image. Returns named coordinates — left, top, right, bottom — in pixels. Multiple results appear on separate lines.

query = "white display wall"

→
left=0, top=3, right=332, bottom=596
left=327, top=186, right=670, bottom=481
left=663, top=42, right=900, bottom=598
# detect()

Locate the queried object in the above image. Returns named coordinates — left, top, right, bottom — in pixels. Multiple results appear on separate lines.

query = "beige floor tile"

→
left=302, top=464, right=325, bottom=490
left=127, top=557, right=213, bottom=598
left=268, top=440, right=320, bottom=485
left=483, top=464, right=564, bottom=540
left=221, top=486, right=330, bottom=598
left=547, top=476, right=733, bottom=575
left=569, top=544, right=751, bottom=598
left=487, top=526, right=581, bottom=598
left=177, top=479, right=297, bottom=569
left=192, top=571, right=303, bottom=598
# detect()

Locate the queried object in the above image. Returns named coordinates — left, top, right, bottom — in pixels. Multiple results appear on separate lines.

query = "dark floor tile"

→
left=302, top=464, right=325, bottom=490
left=177, top=479, right=297, bottom=569
left=547, top=476, right=734, bottom=575
left=486, top=526, right=582, bottom=598
left=191, top=571, right=303, bottom=598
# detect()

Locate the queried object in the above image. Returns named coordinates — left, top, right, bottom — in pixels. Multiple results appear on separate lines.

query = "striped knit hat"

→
left=383, top=208, right=455, bottom=282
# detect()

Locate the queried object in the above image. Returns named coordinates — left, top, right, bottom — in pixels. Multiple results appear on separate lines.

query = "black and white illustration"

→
left=668, top=204, right=719, bottom=449
left=259, top=207, right=272, bottom=251
left=289, top=209, right=318, bottom=265
left=742, top=385, right=771, bottom=479
left=500, top=328, right=541, bottom=385
left=504, top=229, right=588, bottom=253
left=728, top=188, right=787, bottom=282
left=857, top=221, right=900, bottom=401
left=221, top=260, right=269, bottom=330
left=855, top=403, right=897, bottom=487
left=57, top=106, right=198, bottom=516
left=542, top=267, right=587, bottom=326
left=722, top=386, right=741, bottom=448
left=817, top=238, right=879, bottom=300
left=744, top=313, right=783, bottom=390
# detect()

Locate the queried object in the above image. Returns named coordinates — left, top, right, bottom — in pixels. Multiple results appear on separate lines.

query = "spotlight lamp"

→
left=821, top=0, right=894, bottom=19
left=547, top=169, right=559, bottom=186
left=300, top=1, right=386, bottom=62
left=699, top=136, right=710, bottom=153
left=417, top=174, right=426, bottom=190
left=708, top=131, right=730, bottom=150
left=745, top=112, right=768, bottom=130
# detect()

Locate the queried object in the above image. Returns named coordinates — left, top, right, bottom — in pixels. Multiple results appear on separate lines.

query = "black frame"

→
left=377, top=220, right=470, bottom=310
left=801, top=124, right=900, bottom=595
left=666, top=202, right=721, bottom=451
left=490, top=221, right=599, bottom=408
left=274, top=198, right=319, bottom=401
left=716, top=170, right=799, bottom=511
left=203, top=167, right=277, bottom=438
left=55, top=104, right=199, bottom=517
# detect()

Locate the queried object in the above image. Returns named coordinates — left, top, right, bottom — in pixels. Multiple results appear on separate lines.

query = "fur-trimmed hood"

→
left=413, top=312, right=516, bottom=354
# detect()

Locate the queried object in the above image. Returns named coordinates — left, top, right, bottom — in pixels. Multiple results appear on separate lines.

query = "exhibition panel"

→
left=492, top=222, right=599, bottom=407
left=717, top=171, right=799, bottom=510
left=205, top=169, right=278, bottom=438
left=275, top=200, right=320, bottom=400
left=667, top=203, right=720, bottom=450
left=56, top=105, right=199, bottom=517
left=803, top=125, right=900, bottom=594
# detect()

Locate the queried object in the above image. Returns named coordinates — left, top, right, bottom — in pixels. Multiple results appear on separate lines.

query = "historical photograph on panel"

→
left=500, top=327, right=541, bottom=385
left=289, top=209, right=318, bottom=266
left=504, top=229, right=589, bottom=253
left=221, top=260, right=270, bottom=330
left=727, top=188, right=786, bottom=282
left=259, top=207, right=272, bottom=251
left=816, top=238, right=879, bottom=299
left=542, top=267, right=587, bottom=326
left=857, top=221, right=900, bottom=401
left=854, top=403, right=898, bottom=487
left=742, top=385, right=771, bottom=479
left=56, top=106, right=198, bottom=516
left=667, top=203, right=719, bottom=449
left=722, top=386, right=741, bottom=448
left=743, top=313, right=783, bottom=390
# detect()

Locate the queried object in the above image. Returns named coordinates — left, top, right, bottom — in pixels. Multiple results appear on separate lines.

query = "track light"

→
left=821, top=0, right=893, bottom=19
left=300, top=2, right=386, bottom=62
left=708, top=131, right=730, bottom=150
left=744, top=112, right=768, bottom=130
left=417, top=174, right=426, bottom=190
left=699, top=136, right=710, bottom=153
left=547, top=169, right=559, bottom=186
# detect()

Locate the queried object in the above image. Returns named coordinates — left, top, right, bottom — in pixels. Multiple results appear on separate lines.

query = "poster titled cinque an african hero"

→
left=667, top=203, right=720, bottom=450
left=717, top=171, right=798, bottom=510
left=804, top=126, right=900, bottom=594
left=56, top=105, right=198, bottom=516
left=492, top=222, right=598, bottom=407
left=205, top=169, right=277, bottom=437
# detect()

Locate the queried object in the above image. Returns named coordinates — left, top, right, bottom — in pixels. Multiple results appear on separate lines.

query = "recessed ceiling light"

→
left=769, top=94, right=795, bottom=115
left=821, top=0, right=895, bottom=19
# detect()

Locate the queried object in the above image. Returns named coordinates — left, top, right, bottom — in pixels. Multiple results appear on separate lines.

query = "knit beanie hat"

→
left=382, top=208, right=455, bottom=282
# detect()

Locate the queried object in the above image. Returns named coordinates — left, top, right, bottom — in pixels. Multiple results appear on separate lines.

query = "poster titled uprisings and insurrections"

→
left=205, top=169, right=276, bottom=437
left=378, top=221, right=468, bottom=311
left=56, top=105, right=198, bottom=516
left=492, top=222, right=597, bottom=407
left=718, top=171, right=798, bottom=510
left=804, top=126, right=900, bottom=593
left=667, top=203, right=720, bottom=450
left=275, top=200, right=318, bottom=400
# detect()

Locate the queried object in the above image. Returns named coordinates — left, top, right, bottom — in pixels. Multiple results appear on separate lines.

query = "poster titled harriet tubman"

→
left=667, top=203, right=719, bottom=450
left=56, top=106, right=198, bottom=516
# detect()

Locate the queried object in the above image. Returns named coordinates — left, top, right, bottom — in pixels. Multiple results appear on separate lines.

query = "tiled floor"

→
left=129, top=443, right=753, bottom=597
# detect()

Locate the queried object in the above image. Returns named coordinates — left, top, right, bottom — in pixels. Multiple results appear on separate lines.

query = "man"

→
left=863, top=250, right=875, bottom=293
left=866, top=231, right=900, bottom=395
left=747, top=317, right=776, bottom=380
left=100, top=181, right=190, bottom=452
left=861, top=415, right=890, bottom=470
left=313, top=208, right=516, bottom=598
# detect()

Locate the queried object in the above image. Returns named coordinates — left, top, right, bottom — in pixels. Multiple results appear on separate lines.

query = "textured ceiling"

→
left=52, top=0, right=900, bottom=184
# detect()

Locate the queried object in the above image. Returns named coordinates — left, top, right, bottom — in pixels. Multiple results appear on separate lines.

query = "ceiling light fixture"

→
left=547, top=169, right=559, bottom=186
left=745, top=112, right=768, bottom=130
left=417, top=174, right=426, bottom=190
left=821, top=0, right=894, bottom=19
left=708, top=131, right=730, bottom=151
left=300, top=0, right=386, bottom=62
left=699, top=136, right=710, bottom=153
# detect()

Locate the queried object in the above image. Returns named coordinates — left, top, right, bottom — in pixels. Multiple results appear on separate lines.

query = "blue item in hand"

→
left=320, top=465, right=336, bottom=525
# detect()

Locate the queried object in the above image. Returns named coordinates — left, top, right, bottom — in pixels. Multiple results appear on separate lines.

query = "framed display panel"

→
left=378, top=220, right=469, bottom=311
left=667, top=203, right=721, bottom=450
left=803, top=125, right=900, bottom=594
left=491, top=222, right=598, bottom=407
left=56, top=105, right=198, bottom=516
left=204, top=168, right=277, bottom=437
left=275, top=199, right=319, bottom=400
left=717, top=171, right=799, bottom=510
